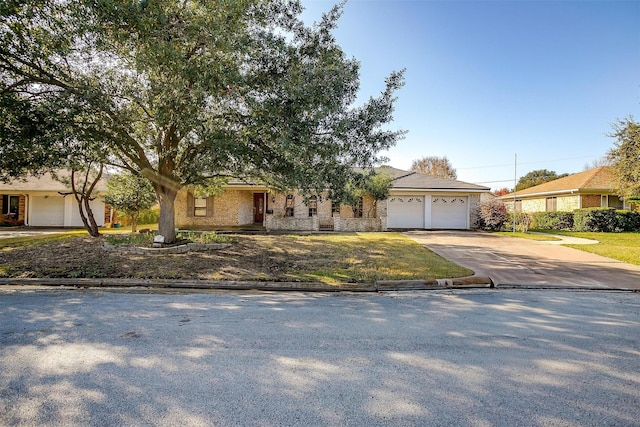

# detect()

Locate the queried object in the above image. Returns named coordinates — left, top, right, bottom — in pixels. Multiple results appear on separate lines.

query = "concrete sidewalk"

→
left=406, top=230, right=640, bottom=291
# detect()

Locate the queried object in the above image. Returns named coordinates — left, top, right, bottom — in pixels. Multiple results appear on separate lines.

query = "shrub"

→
left=114, top=208, right=160, bottom=227
left=614, top=210, right=640, bottom=231
left=503, top=212, right=533, bottom=232
left=573, top=208, right=618, bottom=232
left=531, top=212, right=574, bottom=230
left=476, top=199, right=509, bottom=231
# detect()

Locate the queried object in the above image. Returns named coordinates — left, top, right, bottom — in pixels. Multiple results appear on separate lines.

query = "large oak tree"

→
left=0, top=0, right=405, bottom=242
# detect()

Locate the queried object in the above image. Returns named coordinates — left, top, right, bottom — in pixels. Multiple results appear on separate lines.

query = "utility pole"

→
left=513, top=154, right=517, bottom=233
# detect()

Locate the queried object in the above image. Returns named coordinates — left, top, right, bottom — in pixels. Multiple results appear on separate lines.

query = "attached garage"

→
left=29, top=196, right=65, bottom=226
left=431, top=196, right=468, bottom=229
left=387, top=196, right=424, bottom=228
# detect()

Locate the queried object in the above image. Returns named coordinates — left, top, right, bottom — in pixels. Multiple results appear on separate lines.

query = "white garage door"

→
left=431, top=196, right=468, bottom=229
left=30, top=196, right=65, bottom=226
left=387, top=196, right=424, bottom=228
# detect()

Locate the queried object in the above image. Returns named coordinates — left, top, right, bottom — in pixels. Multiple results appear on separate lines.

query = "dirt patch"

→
left=0, top=235, right=348, bottom=281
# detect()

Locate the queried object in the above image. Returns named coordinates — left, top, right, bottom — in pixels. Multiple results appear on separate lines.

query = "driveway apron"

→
left=405, top=230, right=640, bottom=290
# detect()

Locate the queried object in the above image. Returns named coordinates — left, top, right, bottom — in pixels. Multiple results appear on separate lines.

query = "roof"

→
left=0, top=170, right=108, bottom=193
left=376, top=167, right=489, bottom=192
left=501, top=166, right=615, bottom=198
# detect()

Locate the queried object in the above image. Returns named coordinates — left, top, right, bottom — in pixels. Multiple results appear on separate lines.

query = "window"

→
left=546, top=197, right=557, bottom=212
left=285, top=194, right=295, bottom=217
left=515, top=200, right=522, bottom=213
left=354, top=196, right=363, bottom=218
left=2, top=195, right=19, bottom=216
left=194, top=197, right=208, bottom=217
left=331, top=201, right=340, bottom=217
left=607, top=195, right=624, bottom=209
left=308, top=196, right=317, bottom=217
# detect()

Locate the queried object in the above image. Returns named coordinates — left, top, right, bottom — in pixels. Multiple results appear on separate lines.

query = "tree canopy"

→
left=410, top=156, right=457, bottom=180
left=105, top=172, right=157, bottom=233
left=608, top=117, right=640, bottom=202
left=0, top=0, right=405, bottom=242
left=515, top=169, right=568, bottom=191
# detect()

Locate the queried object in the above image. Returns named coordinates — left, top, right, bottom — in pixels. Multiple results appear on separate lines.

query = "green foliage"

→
left=516, top=169, right=568, bottom=191
left=363, top=172, right=393, bottom=202
left=0, top=1, right=405, bottom=242
left=106, top=231, right=232, bottom=246
left=410, top=156, right=457, bottom=180
left=502, top=212, right=533, bottom=233
left=114, top=208, right=159, bottom=227
left=615, top=210, right=640, bottom=232
left=608, top=117, right=640, bottom=202
left=105, top=172, right=157, bottom=231
left=574, top=208, right=620, bottom=232
left=530, top=212, right=574, bottom=230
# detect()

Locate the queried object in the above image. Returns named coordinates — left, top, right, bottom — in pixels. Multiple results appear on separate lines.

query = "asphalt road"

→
left=1, top=289, right=639, bottom=426
left=406, top=230, right=640, bottom=290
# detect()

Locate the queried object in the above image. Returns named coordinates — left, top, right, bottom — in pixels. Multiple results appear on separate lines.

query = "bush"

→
left=615, top=210, right=640, bottom=231
left=114, top=208, right=160, bottom=227
left=475, top=199, right=509, bottom=231
left=574, top=208, right=618, bottom=232
left=531, top=212, right=574, bottom=230
left=503, top=212, right=533, bottom=232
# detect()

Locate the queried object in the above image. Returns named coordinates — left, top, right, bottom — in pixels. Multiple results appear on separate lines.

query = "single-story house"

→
left=499, top=166, right=636, bottom=212
left=175, top=167, right=491, bottom=231
left=0, top=171, right=109, bottom=227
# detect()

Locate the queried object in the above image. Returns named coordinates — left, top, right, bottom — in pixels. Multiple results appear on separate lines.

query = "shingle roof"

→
left=0, top=170, right=108, bottom=192
left=502, top=166, right=615, bottom=198
left=376, top=167, right=490, bottom=191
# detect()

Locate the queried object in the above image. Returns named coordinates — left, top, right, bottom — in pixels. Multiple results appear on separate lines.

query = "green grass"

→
left=285, top=232, right=473, bottom=284
left=535, top=230, right=640, bottom=266
left=493, top=231, right=562, bottom=241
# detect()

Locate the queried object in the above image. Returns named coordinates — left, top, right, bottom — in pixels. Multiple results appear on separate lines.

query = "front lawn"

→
left=0, top=232, right=472, bottom=284
left=536, top=230, right=640, bottom=266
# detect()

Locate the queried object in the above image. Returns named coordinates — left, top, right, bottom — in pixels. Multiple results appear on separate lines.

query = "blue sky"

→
left=300, top=0, right=640, bottom=190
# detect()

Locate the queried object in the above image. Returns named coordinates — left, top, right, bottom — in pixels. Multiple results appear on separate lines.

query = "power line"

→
left=457, top=154, right=602, bottom=170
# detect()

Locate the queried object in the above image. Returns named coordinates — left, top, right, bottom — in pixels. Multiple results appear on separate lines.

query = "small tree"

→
left=363, top=172, right=393, bottom=217
left=105, top=172, right=156, bottom=233
left=410, top=156, right=457, bottom=180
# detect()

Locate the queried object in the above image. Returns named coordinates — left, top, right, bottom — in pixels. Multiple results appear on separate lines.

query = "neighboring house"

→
left=0, top=171, right=109, bottom=227
left=175, top=167, right=490, bottom=231
left=499, top=166, right=636, bottom=212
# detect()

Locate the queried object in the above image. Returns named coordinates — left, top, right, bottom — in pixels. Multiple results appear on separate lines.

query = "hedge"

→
left=573, top=208, right=640, bottom=232
left=531, top=212, right=574, bottom=230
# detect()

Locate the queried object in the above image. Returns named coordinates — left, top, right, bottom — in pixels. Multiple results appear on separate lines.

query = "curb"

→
left=0, top=275, right=493, bottom=292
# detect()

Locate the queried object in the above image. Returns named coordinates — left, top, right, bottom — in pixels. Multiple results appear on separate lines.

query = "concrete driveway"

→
left=0, top=228, right=70, bottom=239
left=406, top=230, right=640, bottom=290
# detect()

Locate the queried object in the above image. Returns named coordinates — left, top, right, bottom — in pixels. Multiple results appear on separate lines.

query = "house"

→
left=0, top=171, right=109, bottom=227
left=175, top=167, right=491, bottom=231
left=499, top=166, right=636, bottom=212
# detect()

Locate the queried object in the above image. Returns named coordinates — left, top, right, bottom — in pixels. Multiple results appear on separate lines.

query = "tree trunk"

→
left=131, top=213, right=138, bottom=233
left=157, top=187, right=178, bottom=243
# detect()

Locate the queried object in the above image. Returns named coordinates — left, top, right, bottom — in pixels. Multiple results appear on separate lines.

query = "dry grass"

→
left=0, top=232, right=472, bottom=284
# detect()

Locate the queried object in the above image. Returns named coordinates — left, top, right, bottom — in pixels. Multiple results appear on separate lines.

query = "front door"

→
left=253, top=193, right=265, bottom=223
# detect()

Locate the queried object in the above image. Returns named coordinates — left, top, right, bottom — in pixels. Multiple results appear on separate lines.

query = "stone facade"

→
left=556, top=195, right=580, bottom=211
left=176, top=188, right=258, bottom=228
left=177, top=186, right=482, bottom=232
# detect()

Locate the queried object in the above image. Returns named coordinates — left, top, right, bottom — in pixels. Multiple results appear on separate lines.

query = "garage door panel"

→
left=431, top=196, right=467, bottom=229
left=387, top=196, right=424, bottom=228
left=30, top=196, right=64, bottom=226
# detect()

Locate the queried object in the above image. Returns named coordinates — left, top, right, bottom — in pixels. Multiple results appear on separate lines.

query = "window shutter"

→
left=206, top=197, right=214, bottom=217
left=187, top=192, right=194, bottom=217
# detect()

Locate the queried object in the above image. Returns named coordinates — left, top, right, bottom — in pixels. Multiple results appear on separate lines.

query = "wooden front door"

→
left=253, top=193, right=265, bottom=223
